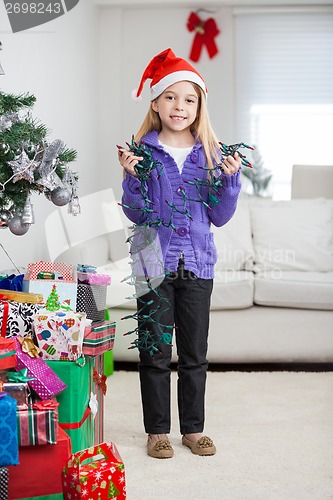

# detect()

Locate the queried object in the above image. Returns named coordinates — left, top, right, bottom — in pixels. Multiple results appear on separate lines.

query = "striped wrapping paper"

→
left=16, top=396, right=59, bottom=446
left=82, top=320, right=116, bottom=356
left=93, top=354, right=106, bottom=445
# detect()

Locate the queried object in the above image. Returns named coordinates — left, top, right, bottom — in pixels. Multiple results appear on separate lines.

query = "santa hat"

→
left=132, top=48, right=207, bottom=101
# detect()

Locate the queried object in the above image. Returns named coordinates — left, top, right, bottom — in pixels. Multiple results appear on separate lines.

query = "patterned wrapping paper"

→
left=34, top=309, right=86, bottom=361
left=0, top=300, right=40, bottom=338
left=0, top=393, right=19, bottom=467
left=16, top=396, right=59, bottom=446
left=15, top=337, right=67, bottom=400
left=62, top=442, right=126, bottom=500
left=82, top=320, right=116, bottom=356
left=0, top=467, right=9, bottom=500
left=23, top=261, right=77, bottom=309
left=76, top=284, right=107, bottom=323
left=8, top=425, right=72, bottom=499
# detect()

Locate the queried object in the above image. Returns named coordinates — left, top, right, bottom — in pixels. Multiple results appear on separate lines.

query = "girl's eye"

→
left=165, top=95, right=174, bottom=100
left=186, top=99, right=195, bottom=104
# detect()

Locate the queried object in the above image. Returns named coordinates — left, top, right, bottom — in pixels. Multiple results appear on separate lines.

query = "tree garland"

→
left=119, top=137, right=253, bottom=354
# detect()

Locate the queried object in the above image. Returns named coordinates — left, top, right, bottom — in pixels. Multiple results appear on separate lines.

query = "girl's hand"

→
left=118, top=148, right=143, bottom=177
left=222, top=152, right=241, bottom=176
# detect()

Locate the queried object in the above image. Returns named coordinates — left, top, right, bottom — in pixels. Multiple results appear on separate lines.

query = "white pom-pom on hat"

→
left=131, top=88, right=142, bottom=102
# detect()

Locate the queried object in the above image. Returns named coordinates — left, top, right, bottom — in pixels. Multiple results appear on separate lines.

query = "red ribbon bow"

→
left=187, top=12, right=220, bottom=63
left=32, top=399, right=60, bottom=411
left=93, top=368, right=107, bottom=396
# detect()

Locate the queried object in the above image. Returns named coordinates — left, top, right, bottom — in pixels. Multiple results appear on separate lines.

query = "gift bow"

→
left=17, top=334, right=41, bottom=358
left=93, top=368, right=107, bottom=396
left=8, top=368, right=35, bottom=383
left=187, top=12, right=220, bottom=63
left=32, top=399, right=59, bottom=411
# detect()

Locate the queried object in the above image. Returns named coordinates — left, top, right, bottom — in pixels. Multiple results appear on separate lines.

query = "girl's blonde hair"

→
left=135, top=83, right=220, bottom=170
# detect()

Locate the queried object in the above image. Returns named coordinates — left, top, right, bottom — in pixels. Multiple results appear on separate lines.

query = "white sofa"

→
left=47, top=167, right=333, bottom=365
left=96, top=195, right=333, bottom=364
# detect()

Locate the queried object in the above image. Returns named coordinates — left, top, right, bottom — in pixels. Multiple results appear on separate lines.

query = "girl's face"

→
left=151, top=81, right=199, bottom=134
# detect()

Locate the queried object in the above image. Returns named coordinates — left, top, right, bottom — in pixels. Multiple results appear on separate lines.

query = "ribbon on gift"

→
left=8, top=368, right=35, bottom=383
left=93, top=368, right=107, bottom=396
left=17, top=334, right=41, bottom=358
left=187, top=11, right=220, bottom=63
left=0, top=293, right=9, bottom=338
left=59, top=406, right=91, bottom=430
left=0, top=349, right=16, bottom=360
left=31, top=399, right=59, bottom=411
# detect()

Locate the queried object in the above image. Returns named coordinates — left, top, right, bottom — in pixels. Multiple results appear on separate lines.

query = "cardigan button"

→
left=191, top=152, right=199, bottom=162
left=177, top=226, right=188, bottom=236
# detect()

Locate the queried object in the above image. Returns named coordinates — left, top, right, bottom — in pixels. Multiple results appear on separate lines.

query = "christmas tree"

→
left=0, top=89, right=80, bottom=235
left=241, top=146, right=272, bottom=197
left=45, top=284, right=60, bottom=311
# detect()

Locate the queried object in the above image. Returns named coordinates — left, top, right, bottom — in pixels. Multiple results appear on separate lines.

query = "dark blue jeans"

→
left=137, top=263, right=213, bottom=435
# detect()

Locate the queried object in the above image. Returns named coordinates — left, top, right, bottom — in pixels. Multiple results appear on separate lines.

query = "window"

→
left=234, top=8, right=333, bottom=199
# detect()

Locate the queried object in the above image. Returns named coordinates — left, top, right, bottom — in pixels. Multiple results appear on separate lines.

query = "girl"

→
left=118, top=48, right=241, bottom=459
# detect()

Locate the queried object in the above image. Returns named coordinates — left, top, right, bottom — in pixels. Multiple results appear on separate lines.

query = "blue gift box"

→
left=0, top=393, right=19, bottom=466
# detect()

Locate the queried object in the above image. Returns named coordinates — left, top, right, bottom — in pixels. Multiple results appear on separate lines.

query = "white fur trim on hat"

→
left=150, top=71, right=207, bottom=100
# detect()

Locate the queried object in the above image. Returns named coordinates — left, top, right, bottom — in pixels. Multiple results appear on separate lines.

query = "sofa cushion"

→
left=98, top=259, right=136, bottom=309
left=212, top=199, right=254, bottom=271
left=254, top=271, right=333, bottom=310
left=250, top=198, right=333, bottom=272
left=211, top=271, right=254, bottom=310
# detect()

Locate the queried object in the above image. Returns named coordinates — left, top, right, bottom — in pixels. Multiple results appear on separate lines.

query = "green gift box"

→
left=46, top=358, right=94, bottom=454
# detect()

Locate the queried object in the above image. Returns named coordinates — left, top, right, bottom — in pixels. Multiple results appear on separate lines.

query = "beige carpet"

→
left=104, top=370, right=333, bottom=500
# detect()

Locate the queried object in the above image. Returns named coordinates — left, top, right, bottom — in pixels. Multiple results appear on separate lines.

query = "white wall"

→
left=0, top=0, right=98, bottom=271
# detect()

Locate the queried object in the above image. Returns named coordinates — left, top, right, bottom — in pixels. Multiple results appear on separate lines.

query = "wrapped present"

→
left=62, top=442, right=126, bottom=500
left=76, top=283, right=107, bottom=323
left=0, top=288, right=43, bottom=304
left=83, top=320, right=116, bottom=356
left=22, top=261, right=77, bottom=309
left=16, top=396, right=59, bottom=446
left=15, top=336, right=67, bottom=400
left=0, top=467, right=9, bottom=500
left=8, top=425, right=71, bottom=499
left=0, top=273, right=24, bottom=291
left=0, top=297, right=40, bottom=338
left=34, top=309, right=86, bottom=361
left=46, top=355, right=105, bottom=453
left=3, top=381, right=29, bottom=406
left=77, top=271, right=111, bottom=286
left=0, top=392, right=19, bottom=466
left=0, top=337, right=16, bottom=370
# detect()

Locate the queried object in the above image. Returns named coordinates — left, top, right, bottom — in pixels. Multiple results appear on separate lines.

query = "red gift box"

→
left=62, top=442, right=126, bottom=499
left=8, top=425, right=71, bottom=499
left=0, top=337, right=16, bottom=370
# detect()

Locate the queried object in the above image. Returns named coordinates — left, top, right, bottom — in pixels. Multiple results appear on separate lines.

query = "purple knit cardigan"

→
left=121, top=131, right=241, bottom=279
